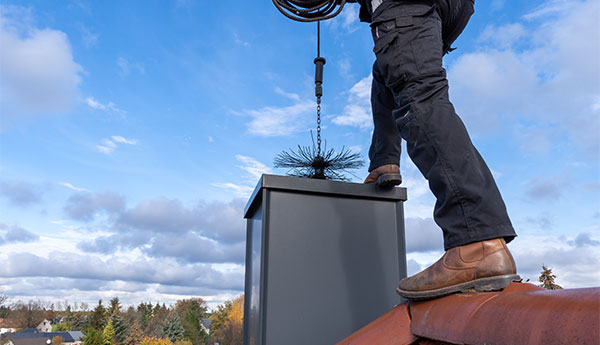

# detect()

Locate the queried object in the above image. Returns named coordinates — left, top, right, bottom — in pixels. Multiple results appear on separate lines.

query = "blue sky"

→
left=0, top=0, right=598, bottom=309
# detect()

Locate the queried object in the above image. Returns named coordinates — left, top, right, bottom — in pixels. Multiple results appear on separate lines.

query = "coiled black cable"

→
left=272, top=0, right=347, bottom=22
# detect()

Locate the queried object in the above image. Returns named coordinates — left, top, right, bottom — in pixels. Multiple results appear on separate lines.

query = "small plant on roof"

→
left=274, top=132, right=364, bottom=181
left=539, top=265, right=563, bottom=290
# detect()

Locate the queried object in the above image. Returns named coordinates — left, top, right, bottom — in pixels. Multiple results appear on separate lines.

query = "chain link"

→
left=316, top=103, right=322, bottom=156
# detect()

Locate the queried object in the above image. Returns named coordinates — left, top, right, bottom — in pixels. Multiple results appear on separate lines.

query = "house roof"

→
left=336, top=282, right=600, bottom=345
left=67, top=331, right=84, bottom=341
left=7, top=331, right=74, bottom=342
left=11, top=339, right=50, bottom=345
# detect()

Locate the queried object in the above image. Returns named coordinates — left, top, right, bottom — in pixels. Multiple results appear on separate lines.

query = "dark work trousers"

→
left=367, top=0, right=517, bottom=250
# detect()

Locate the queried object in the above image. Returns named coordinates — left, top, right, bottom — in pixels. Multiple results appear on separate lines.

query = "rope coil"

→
left=272, top=0, right=347, bottom=22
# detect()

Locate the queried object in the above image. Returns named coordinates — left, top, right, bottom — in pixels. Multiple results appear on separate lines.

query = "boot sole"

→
left=377, top=173, right=402, bottom=187
left=396, top=274, right=521, bottom=300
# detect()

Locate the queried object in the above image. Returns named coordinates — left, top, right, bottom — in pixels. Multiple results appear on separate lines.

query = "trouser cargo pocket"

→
left=371, top=3, right=443, bottom=90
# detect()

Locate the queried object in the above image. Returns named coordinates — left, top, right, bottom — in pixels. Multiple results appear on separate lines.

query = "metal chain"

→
left=316, top=20, right=322, bottom=157
left=316, top=103, right=322, bottom=156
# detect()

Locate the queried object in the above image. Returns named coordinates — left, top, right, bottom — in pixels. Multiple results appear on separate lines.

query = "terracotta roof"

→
left=336, top=282, right=600, bottom=345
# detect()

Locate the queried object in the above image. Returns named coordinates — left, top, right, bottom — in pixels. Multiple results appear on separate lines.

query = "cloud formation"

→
left=332, top=75, right=373, bottom=129
left=448, top=0, right=600, bottom=157
left=96, top=135, right=137, bottom=154
left=526, top=177, right=561, bottom=201
left=86, top=97, right=125, bottom=113
left=0, top=224, right=40, bottom=245
left=240, top=88, right=315, bottom=137
left=117, top=57, right=145, bottom=76
left=65, top=189, right=247, bottom=264
left=64, top=191, right=126, bottom=221
left=0, top=5, right=83, bottom=114
left=213, top=155, right=272, bottom=198
left=404, top=217, right=444, bottom=253
left=510, top=232, right=600, bottom=288
left=0, top=252, right=243, bottom=290
left=0, top=180, right=43, bottom=206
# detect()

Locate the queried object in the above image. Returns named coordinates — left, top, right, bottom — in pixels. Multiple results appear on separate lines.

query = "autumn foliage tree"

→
left=140, top=336, right=173, bottom=345
left=123, top=321, right=143, bottom=345
left=539, top=265, right=563, bottom=290
left=210, top=295, right=244, bottom=345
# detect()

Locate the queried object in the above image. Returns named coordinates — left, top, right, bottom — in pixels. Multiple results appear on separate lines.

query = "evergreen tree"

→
left=109, top=298, right=121, bottom=315
left=84, top=328, right=104, bottom=345
left=90, top=300, right=106, bottom=331
left=112, top=310, right=129, bottom=345
left=103, top=319, right=115, bottom=345
left=539, top=265, right=563, bottom=290
left=137, top=302, right=152, bottom=332
left=162, top=312, right=185, bottom=342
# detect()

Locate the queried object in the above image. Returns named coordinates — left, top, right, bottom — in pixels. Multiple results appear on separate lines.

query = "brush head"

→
left=274, top=133, right=365, bottom=181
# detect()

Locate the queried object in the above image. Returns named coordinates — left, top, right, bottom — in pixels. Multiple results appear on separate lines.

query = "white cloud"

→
left=448, top=0, right=600, bottom=157
left=510, top=232, right=600, bottom=288
left=59, top=182, right=88, bottom=192
left=478, top=23, right=526, bottom=49
left=522, top=0, right=574, bottom=20
left=0, top=180, right=44, bottom=206
left=0, top=5, right=83, bottom=114
left=242, top=92, right=316, bottom=136
left=85, top=97, right=125, bottom=113
left=96, top=139, right=116, bottom=154
left=213, top=155, right=272, bottom=198
left=117, top=57, right=145, bottom=76
left=274, top=87, right=301, bottom=102
left=325, top=4, right=359, bottom=33
left=404, top=217, right=444, bottom=253
left=111, top=136, right=137, bottom=145
left=211, top=183, right=254, bottom=198
left=96, top=136, right=137, bottom=154
left=233, top=32, right=250, bottom=47
left=235, top=155, right=272, bottom=181
left=332, top=75, right=373, bottom=128
left=79, top=24, right=98, bottom=48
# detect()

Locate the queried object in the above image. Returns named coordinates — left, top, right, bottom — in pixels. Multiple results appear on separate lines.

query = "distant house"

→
left=0, top=319, right=18, bottom=335
left=35, top=320, right=51, bottom=334
left=200, top=319, right=211, bottom=335
left=2, top=329, right=82, bottom=345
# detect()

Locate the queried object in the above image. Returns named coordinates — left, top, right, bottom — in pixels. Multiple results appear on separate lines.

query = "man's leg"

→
left=364, top=61, right=403, bottom=186
left=370, top=0, right=519, bottom=298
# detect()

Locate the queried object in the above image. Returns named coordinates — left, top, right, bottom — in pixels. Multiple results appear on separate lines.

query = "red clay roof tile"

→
left=335, top=302, right=417, bottom=345
left=337, top=283, right=600, bottom=345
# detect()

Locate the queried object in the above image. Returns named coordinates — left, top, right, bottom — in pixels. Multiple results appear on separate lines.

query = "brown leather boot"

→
left=364, top=164, right=402, bottom=187
left=397, top=238, right=520, bottom=300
